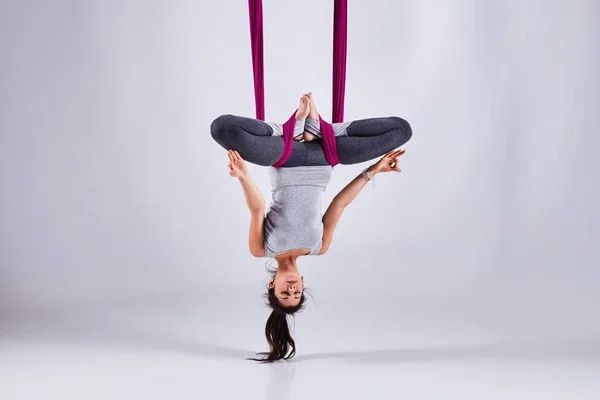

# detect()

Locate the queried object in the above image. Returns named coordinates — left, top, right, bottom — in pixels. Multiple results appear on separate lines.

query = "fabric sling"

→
left=247, top=0, right=347, bottom=167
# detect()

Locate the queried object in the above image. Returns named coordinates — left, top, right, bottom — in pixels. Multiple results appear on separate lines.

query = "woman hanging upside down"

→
left=210, top=93, right=412, bottom=362
left=211, top=93, right=412, bottom=167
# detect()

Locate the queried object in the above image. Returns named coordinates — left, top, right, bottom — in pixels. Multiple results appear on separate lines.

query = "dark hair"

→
left=249, top=263, right=308, bottom=362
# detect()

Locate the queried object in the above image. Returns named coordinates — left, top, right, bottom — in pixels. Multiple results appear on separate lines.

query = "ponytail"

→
left=249, top=288, right=306, bottom=362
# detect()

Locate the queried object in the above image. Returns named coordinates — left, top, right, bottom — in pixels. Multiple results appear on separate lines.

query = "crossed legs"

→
left=210, top=94, right=412, bottom=167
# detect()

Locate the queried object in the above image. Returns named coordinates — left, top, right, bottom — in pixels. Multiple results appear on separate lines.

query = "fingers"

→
left=227, top=159, right=234, bottom=177
left=380, top=148, right=405, bottom=173
left=229, top=150, right=244, bottom=163
left=392, top=155, right=403, bottom=171
left=227, top=150, right=247, bottom=178
left=388, top=148, right=406, bottom=158
left=228, top=150, right=240, bottom=176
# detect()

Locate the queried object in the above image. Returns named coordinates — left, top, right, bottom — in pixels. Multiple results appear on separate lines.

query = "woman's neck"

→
left=274, top=249, right=307, bottom=269
left=274, top=254, right=297, bottom=270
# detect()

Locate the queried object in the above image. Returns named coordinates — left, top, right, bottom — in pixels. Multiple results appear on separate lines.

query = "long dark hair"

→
left=249, top=263, right=308, bottom=362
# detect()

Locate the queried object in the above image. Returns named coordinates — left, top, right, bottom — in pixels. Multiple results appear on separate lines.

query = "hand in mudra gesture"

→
left=227, top=150, right=248, bottom=178
left=370, top=148, right=406, bottom=174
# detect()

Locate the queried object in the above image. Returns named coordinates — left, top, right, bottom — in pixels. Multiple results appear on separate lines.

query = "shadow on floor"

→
left=5, top=303, right=600, bottom=365
left=10, top=315, right=256, bottom=361
left=293, top=340, right=600, bottom=363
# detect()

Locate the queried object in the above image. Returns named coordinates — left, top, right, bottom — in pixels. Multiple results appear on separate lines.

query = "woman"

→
left=211, top=93, right=412, bottom=362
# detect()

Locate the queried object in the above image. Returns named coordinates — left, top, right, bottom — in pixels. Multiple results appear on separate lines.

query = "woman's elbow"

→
left=249, top=247, right=265, bottom=258
left=250, top=202, right=266, bottom=214
left=318, top=240, right=331, bottom=256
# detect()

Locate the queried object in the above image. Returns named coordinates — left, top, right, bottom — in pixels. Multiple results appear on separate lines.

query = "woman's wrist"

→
left=366, top=164, right=380, bottom=177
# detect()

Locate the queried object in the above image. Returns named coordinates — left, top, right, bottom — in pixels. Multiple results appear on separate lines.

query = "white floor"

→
left=1, top=295, right=599, bottom=400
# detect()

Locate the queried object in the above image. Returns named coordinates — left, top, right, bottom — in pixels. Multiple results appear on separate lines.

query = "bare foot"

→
left=296, top=94, right=310, bottom=120
left=294, top=93, right=310, bottom=141
left=304, top=92, right=320, bottom=141
left=303, top=132, right=319, bottom=142
left=307, top=92, right=319, bottom=119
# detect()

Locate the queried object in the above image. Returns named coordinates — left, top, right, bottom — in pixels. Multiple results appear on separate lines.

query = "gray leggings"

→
left=210, top=115, right=412, bottom=167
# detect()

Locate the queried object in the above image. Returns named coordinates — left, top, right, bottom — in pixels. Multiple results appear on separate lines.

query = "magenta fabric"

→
left=271, top=111, right=298, bottom=168
left=332, top=0, right=347, bottom=123
left=319, top=116, right=341, bottom=166
left=248, top=0, right=346, bottom=167
left=248, top=0, right=264, bottom=121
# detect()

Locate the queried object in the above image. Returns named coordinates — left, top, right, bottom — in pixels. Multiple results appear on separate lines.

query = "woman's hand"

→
left=368, top=148, right=406, bottom=175
left=296, top=94, right=310, bottom=120
left=228, top=150, right=248, bottom=178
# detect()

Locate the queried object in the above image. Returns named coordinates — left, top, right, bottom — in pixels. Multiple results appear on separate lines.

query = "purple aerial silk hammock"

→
left=247, top=0, right=347, bottom=167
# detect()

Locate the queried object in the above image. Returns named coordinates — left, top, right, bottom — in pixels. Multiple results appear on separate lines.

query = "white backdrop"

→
left=1, top=0, right=599, bottom=349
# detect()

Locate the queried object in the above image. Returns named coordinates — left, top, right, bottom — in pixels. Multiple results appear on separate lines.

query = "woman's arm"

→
left=319, top=149, right=406, bottom=255
left=238, top=174, right=266, bottom=257
left=228, top=150, right=266, bottom=257
left=318, top=168, right=374, bottom=255
left=237, top=173, right=265, bottom=213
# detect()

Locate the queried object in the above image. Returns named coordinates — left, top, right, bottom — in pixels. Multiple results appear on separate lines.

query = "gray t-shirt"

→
left=264, top=165, right=333, bottom=257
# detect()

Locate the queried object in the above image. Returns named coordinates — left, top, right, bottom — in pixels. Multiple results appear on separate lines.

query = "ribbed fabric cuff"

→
left=294, top=119, right=306, bottom=137
left=305, top=118, right=322, bottom=137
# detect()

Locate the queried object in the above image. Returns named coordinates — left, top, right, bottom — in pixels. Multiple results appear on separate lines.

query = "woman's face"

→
left=269, top=270, right=304, bottom=307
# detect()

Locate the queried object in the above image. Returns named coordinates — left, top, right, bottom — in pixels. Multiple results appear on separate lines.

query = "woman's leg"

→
left=210, top=114, right=330, bottom=167
left=303, top=94, right=412, bottom=164
left=337, top=117, right=413, bottom=164
left=303, top=93, right=324, bottom=142
left=304, top=116, right=412, bottom=164
left=210, top=114, right=283, bottom=166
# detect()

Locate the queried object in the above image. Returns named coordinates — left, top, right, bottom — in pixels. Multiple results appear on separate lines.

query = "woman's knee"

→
left=210, top=114, right=236, bottom=142
left=389, top=116, right=412, bottom=144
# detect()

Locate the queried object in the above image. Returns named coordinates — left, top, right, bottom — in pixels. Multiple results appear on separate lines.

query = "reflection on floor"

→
left=1, top=298, right=599, bottom=399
